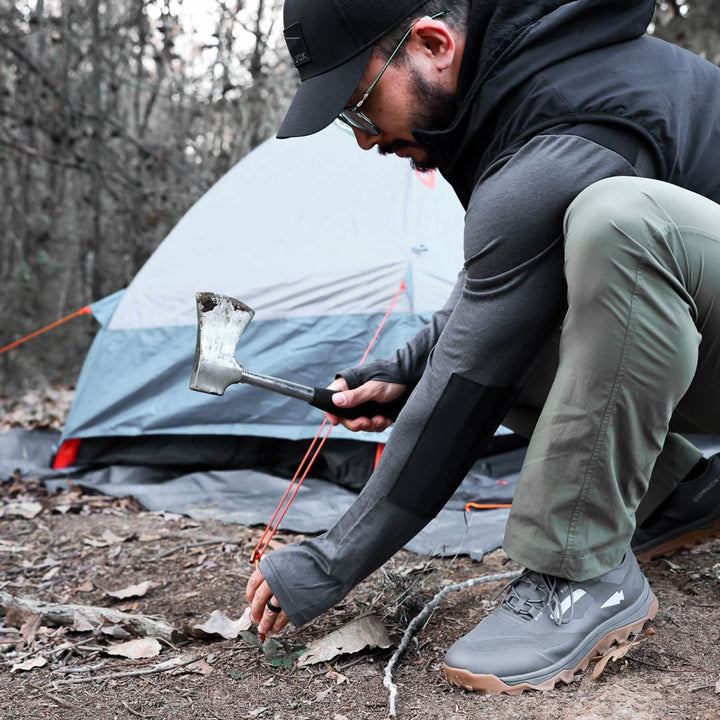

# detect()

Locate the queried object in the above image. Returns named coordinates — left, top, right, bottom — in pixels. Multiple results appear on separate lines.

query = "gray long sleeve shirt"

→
left=260, top=134, right=648, bottom=627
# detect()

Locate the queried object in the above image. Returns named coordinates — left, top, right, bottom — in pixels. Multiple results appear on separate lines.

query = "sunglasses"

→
left=338, top=10, right=448, bottom=136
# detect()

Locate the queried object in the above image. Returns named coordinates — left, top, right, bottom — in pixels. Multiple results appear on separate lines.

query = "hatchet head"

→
left=190, top=292, right=255, bottom=395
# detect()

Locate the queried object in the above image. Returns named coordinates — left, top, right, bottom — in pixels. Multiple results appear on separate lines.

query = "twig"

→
left=383, top=570, right=522, bottom=717
left=153, top=539, right=227, bottom=561
left=48, top=654, right=202, bottom=686
left=120, top=700, right=150, bottom=718
left=52, top=661, right=108, bottom=674
left=28, top=684, right=76, bottom=710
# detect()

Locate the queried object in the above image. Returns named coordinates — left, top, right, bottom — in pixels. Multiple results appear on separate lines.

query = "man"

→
left=247, top=0, right=720, bottom=693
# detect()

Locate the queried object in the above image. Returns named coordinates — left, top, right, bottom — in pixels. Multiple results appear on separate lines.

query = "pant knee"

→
left=562, top=177, right=652, bottom=307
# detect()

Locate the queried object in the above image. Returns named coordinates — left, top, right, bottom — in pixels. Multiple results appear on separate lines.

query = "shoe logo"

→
left=558, top=589, right=587, bottom=617
left=284, top=23, right=312, bottom=68
left=601, top=590, right=625, bottom=609
left=694, top=474, right=720, bottom=503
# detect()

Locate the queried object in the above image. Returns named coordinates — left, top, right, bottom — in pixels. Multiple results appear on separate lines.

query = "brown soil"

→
left=1, top=474, right=719, bottom=720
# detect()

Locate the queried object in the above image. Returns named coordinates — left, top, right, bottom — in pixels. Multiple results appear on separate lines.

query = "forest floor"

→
left=1, top=388, right=719, bottom=720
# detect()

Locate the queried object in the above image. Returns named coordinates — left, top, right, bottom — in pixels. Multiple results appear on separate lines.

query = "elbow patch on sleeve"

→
left=387, top=373, right=517, bottom=519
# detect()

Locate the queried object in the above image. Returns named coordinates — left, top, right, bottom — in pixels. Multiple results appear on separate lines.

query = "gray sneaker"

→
left=443, top=551, right=657, bottom=694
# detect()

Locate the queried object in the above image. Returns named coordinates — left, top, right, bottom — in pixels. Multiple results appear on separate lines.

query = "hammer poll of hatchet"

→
left=189, top=292, right=406, bottom=421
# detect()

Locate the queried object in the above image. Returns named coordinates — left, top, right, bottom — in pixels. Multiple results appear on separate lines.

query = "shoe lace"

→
left=497, top=570, right=576, bottom=626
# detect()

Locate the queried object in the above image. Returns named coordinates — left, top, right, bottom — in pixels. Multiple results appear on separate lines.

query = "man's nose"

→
left=352, top=126, right=378, bottom=151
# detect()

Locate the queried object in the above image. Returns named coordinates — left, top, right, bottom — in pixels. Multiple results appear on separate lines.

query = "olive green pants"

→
left=503, top=177, right=720, bottom=580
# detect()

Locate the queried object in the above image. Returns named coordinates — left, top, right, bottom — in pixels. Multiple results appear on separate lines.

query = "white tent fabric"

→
left=60, top=124, right=466, bottom=447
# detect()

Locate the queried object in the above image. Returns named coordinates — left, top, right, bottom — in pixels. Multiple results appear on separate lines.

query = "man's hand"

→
left=246, top=566, right=290, bottom=637
left=323, top=377, right=407, bottom=432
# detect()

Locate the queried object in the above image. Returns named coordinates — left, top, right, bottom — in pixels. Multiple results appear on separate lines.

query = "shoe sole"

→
left=442, top=595, right=658, bottom=695
left=634, top=516, right=720, bottom=563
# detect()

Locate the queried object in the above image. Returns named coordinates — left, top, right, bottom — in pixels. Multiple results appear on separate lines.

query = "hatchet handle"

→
left=310, top=388, right=406, bottom=421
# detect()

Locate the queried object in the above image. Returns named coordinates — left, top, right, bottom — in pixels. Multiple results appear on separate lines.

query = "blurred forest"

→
left=1, top=0, right=719, bottom=394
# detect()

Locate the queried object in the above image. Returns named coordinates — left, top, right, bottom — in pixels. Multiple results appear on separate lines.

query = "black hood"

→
left=415, top=0, right=657, bottom=195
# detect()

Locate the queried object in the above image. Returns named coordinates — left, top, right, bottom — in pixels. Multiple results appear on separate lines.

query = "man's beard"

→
left=378, top=66, right=456, bottom=172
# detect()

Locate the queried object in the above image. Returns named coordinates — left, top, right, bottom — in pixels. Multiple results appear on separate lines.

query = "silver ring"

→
left=266, top=598, right=282, bottom=613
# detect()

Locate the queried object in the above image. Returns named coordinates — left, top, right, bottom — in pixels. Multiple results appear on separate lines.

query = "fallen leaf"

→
left=591, top=641, right=633, bottom=678
left=100, top=625, right=133, bottom=640
left=74, top=581, right=94, bottom=593
left=106, top=581, right=156, bottom=600
left=83, top=536, right=110, bottom=548
left=11, top=655, right=47, bottom=672
left=325, top=667, right=349, bottom=684
left=139, top=533, right=162, bottom=542
left=71, top=615, right=96, bottom=633
left=106, top=637, right=162, bottom=659
left=188, top=608, right=252, bottom=640
left=297, top=615, right=391, bottom=667
left=4, top=502, right=43, bottom=519
left=715, top=676, right=720, bottom=694
left=591, top=632, right=653, bottom=679
left=17, top=614, right=42, bottom=648
left=101, top=529, right=128, bottom=545
left=41, top=566, right=60, bottom=581
left=186, top=657, right=214, bottom=675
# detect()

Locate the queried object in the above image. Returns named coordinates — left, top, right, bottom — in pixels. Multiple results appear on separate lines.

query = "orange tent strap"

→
left=0, top=306, right=92, bottom=356
left=250, top=281, right=407, bottom=565
left=465, top=502, right=513, bottom=512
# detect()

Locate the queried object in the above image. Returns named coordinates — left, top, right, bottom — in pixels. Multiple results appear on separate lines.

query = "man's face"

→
left=345, top=52, right=456, bottom=172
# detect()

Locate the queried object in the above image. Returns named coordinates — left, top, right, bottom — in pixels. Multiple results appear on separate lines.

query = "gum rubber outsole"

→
left=634, top=517, right=720, bottom=563
left=442, top=596, right=659, bottom=695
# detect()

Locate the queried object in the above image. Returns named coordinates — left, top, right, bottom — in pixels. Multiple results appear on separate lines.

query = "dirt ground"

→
left=0, top=472, right=718, bottom=720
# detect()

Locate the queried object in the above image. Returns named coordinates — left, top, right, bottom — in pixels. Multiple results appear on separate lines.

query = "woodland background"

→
left=1, top=0, right=719, bottom=393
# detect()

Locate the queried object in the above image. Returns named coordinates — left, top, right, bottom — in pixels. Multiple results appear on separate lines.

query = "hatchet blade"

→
left=190, top=291, right=255, bottom=395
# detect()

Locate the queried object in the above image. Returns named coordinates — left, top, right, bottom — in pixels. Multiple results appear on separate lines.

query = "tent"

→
left=52, top=123, right=470, bottom=476
left=2, top=124, right=531, bottom=560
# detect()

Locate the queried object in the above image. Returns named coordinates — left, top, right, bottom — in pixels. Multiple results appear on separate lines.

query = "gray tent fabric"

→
left=2, top=429, right=519, bottom=560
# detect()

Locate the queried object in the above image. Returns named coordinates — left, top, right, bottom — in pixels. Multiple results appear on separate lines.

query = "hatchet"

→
left=189, top=292, right=406, bottom=421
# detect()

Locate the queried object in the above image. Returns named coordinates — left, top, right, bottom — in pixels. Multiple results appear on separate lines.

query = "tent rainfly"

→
left=53, top=125, right=468, bottom=479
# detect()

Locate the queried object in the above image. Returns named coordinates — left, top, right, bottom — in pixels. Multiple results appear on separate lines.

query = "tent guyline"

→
left=0, top=306, right=92, bottom=356
left=250, top=280, right=407, bottom=566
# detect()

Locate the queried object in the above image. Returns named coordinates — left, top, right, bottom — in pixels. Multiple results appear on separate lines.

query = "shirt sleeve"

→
left=260, top=134, right=641, bottom=627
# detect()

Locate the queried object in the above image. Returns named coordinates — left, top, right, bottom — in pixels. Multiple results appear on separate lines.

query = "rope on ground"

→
left=383, top=569, right=523, bottom=717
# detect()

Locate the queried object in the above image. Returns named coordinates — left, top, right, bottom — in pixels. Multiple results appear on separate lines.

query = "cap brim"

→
left=277, top=47, right=374, bottom=139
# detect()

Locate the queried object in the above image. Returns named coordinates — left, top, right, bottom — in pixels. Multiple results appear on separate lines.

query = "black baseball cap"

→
left=277, top=0, right=431, bottom=139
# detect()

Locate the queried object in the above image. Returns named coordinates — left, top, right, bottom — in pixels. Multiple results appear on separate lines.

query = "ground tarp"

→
left=1, top=428, right=521, bottom=561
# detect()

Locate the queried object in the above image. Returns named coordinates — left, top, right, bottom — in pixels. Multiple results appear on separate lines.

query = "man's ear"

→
left=409, top=17, right=457, bottom=71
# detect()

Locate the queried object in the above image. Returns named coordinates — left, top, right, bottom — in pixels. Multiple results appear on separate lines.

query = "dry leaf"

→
left=71, top=615, right=96, bottom=633
left=325, top=668, right=349, bottom=684
left=189, top=608, right=252, bottom=640
left=11, top=655, right=47, bottom=672
left=592, top=632, right=653, bottom=679
left=17, top=614, right=42, bottom=648
left=74, top=581, right=94, bottom=593
left=83, top=536, right=110, bottom=548
left=591, top=641, right=633, bottom=678
left=106, top=581, right=156, bottom=600
left=715, top=676, right=720, bottom=694
left=186, top=657, right=214, bottom=675
left=100, top=625, right=133, bottom=640
left=41, top=566, right=60, bottom=582
left=106, top=637, right=162, bottom=659
left=4, top=502, right=43, bottom=519
left=297, top=615, right=391, bottom=667
left=101, top=529, right=128, bottom=545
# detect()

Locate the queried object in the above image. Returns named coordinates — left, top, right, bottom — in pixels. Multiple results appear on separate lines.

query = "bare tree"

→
left=0, top=0, right=295, bottom=392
